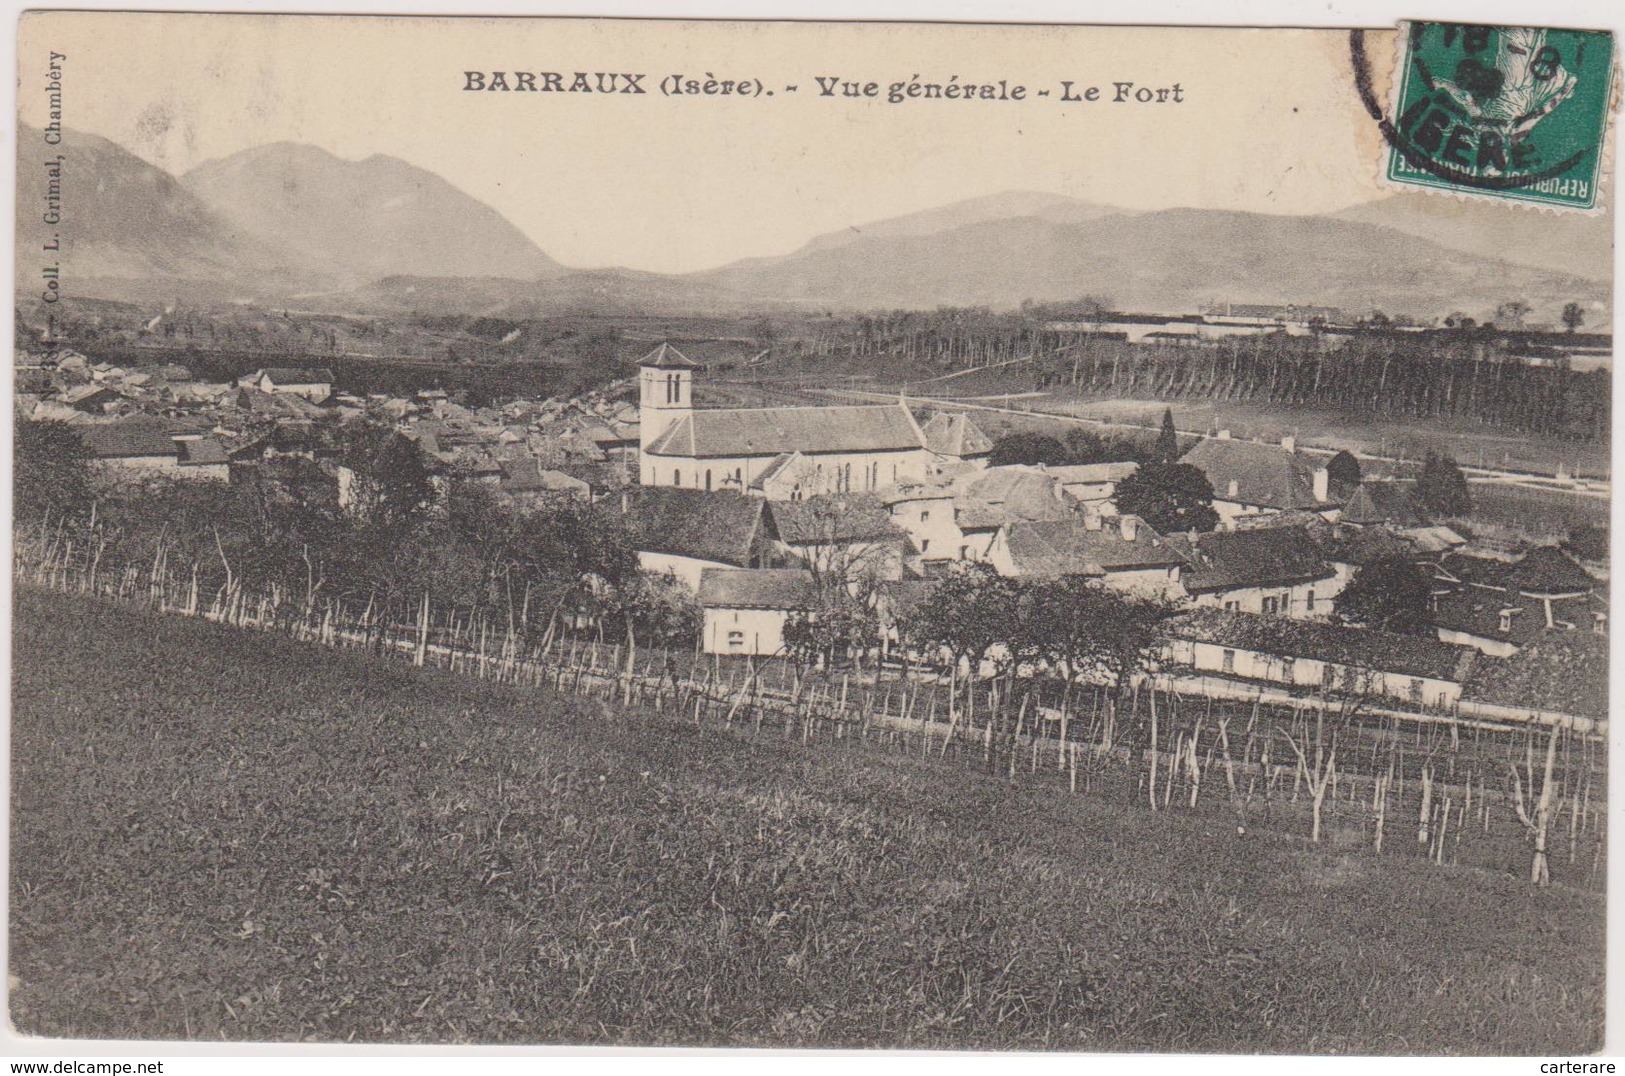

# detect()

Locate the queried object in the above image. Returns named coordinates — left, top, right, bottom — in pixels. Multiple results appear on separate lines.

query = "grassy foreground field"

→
left=9, top=590, right=1605, bottom=1051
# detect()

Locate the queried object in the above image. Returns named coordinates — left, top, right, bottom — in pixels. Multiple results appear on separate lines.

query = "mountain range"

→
left=690, top=202, right=1608, bottom=320
left=14, top=125, right=1612, bottom=324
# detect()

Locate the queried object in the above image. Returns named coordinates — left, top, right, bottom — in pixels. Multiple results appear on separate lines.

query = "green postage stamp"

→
left=1384, top=21, right=1616, bottom=210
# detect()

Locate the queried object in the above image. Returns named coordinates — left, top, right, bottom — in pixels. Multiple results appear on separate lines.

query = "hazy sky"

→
left=20, top=13, right=1404, bottom=273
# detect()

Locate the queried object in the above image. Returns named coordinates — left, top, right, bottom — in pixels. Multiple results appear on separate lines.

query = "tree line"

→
left=14, top=419, right=699, bottom=652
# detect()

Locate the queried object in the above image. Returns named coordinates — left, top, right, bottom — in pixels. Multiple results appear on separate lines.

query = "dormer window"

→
left=1498, top=610, right=1513, bottom=633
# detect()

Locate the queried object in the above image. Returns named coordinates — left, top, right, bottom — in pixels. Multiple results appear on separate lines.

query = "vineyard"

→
left=14, top=527, right=1606, bottom=892
left=781, top=316, right=1609, bottom=444
left=9, top=587, right=1606, bottom=1049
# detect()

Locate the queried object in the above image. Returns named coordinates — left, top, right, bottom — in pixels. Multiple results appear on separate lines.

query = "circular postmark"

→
left=1349, top=25, right=1608, bottom=201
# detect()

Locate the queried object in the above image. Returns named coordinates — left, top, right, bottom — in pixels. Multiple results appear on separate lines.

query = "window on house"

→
left=921, top=539, right=931, bottom=553
left=1305, top=590, right=1316, bottom=613
left=1223, top=600, right=1239, bottom=613
left=921, top=509, right=931, bottom=522
left=1221, top=649, right=1235, bottom=673
left=1281, top=658, right=1295, bottom=681
left=1409, top=678, right=1424, bottom=702
left=705, top=469, right=712, bottom=491
left=673, top=469, right=681, bottom=487
left=727, top=630, right=744, bottom=652
left=1262, top=595, right=1279, bottom=615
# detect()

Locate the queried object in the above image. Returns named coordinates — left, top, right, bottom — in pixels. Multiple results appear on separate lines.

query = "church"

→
left=636, top=343, right=990, bottom=499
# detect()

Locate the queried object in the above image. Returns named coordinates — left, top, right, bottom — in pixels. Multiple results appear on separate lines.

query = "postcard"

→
left=9, top=9, right=1615, bottom=1057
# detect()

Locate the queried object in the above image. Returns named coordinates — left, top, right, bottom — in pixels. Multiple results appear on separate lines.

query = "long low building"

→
left=77, top=417, right=230, bottom=481
left=1164, top=608, right=1477, bottom=710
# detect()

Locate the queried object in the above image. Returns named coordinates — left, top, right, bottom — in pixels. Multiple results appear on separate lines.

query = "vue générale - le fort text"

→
left=461, top=70, right=1186, bottom=104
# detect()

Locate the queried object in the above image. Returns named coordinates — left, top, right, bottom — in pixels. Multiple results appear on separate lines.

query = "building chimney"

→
left=1120, top=516, right=1138, bottom=542
left=1085, top=511, right=1103, bottom=531
left=1227, top=478, right=1239, bottom=498
left=1281, top=435, right=1296, bottom=453
left=1216, top=429, right=1232, bottom=440
left=1313, top=466, right=1329, bottom=503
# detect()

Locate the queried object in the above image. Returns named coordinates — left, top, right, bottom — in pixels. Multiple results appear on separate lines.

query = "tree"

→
left=1064, top=428, right=1148, bottom=466
left=1019, top=576, right=1173, bottom=692
left=1333, top=556, right=1432, bottom=634
left=784, top=586, right=881, bottom=671
left=1325, top=449, right=1362, bottom=488
left=1495, top=300, right=1531, bottom=329
left=899, top=562, right=1024, bottom=679
left=988, top=432, right=1071, bottom=468
left=1063, top=427, right=1105, bottom=464
left=1154, top=407, right=1179, bottom=462
left=608, top=571, right=701, bottom=650
left=1416, top=450, right=1471, bottom=517
left=1562, top=302, right=1586, bottom=333
left=13, top=419, right=94, bottom=525
left=1562, top=523, right=1608, bottom=563
left=338, top=424, right=435, bottom=531
left=1112, top=462, right=1219, bottom=534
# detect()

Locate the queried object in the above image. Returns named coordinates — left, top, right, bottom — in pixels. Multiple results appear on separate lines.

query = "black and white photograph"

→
left=5, top=4, right=1618, bottom=1064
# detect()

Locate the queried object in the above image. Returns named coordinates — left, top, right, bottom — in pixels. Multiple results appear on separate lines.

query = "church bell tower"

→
left=638, top=342, right=700, bottom=454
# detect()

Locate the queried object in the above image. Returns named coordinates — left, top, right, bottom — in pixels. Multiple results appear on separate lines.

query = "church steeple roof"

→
left=638, top=342, right=702, bottom=370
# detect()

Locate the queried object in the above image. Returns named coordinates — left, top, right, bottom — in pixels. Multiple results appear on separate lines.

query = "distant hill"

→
left=692, top=206, right=1609, bottom=323
left=790, top=190, right=1125, bottom=257
left=308, top=268, right=789, bottom=319
left=14, top=124, right=298, bottom=295
left=182, top=143, right=561, bottom=288
left=1333, top=194, right=1611, bottom=284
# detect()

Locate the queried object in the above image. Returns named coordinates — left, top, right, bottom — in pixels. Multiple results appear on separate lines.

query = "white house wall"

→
left=99, top=456, right=226, bottom=482
left=642, top=448, right=934, bottom=496
left=1435, top=627, right=1521, bottom=658
left=703, top=607, right=791, bottom=656
left=780, top=539, right=905, bottom=584
left=1185, top=578, right=1341, bottom=619
left=1098, top=566, right=1183, bottom=601
left=638, top=551, right=740, bottom=593
left=887, top=496, right=965, bottom=561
